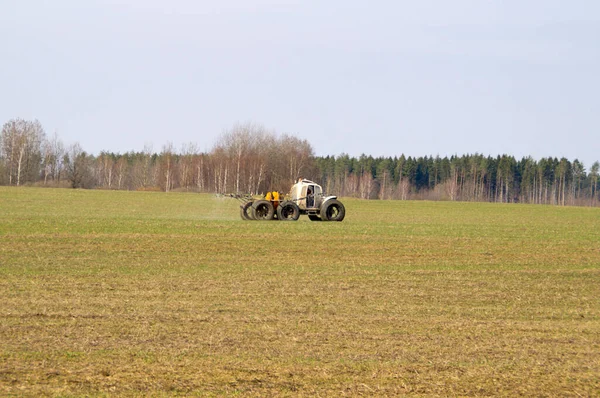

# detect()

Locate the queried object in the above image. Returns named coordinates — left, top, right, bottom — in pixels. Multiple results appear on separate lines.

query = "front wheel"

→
left=252, top=200, right=275, bottom=220
left=320, top=199, right=345, bottom=222
left=277, top=201, right=300, bottom=221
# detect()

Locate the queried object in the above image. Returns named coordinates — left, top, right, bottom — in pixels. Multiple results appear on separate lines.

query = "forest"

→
left=1, top=118, right=599, bottom=206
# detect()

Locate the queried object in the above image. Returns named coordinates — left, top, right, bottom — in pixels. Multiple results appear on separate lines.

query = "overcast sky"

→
left=1, top=0, right=599, bottom=166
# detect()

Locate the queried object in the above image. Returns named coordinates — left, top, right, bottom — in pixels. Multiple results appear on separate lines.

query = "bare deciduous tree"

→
left=64, top=142, right=94, bottom=188
left=179, top=142, right=197, bottom=191
left=41, top=131, right=65, bottom=185
left=159, top=142, right=176, bottom=192
left=0, top=118, right=45, bottom=186
left=590, top=161, right=599, bottom=204
left=116, top=156, right=128, bottom=190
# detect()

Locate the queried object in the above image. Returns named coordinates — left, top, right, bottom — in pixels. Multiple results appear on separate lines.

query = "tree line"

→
left=0, top=120, right=315, bottom=194
left=316, top=154, right=599, bottom=206
left=1, top=118, right=599, bottom=206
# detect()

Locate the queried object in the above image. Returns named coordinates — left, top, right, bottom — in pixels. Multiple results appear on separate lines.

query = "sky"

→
left=1, top=0, right=599, bottom=167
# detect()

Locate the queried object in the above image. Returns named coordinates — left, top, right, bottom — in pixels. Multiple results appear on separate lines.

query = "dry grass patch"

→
left=1, top=187, right=599, bottom=396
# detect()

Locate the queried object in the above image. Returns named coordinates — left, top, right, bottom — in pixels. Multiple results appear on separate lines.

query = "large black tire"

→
left=240, top=201, right=254, bottom=220
left=252, top=200, right=275, bottom=220
left=277, top=201, right=300, bottom=221
left=320, top=199, right=345, bottom=222
left=308, top=215, right=321, bottom=222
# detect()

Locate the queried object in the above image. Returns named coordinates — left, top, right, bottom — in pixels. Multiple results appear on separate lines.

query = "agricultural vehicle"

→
left=233, top=179, right=345, bottom=222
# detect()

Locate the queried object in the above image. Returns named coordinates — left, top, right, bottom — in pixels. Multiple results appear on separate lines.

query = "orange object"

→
left=266, top=191, right=280, bottom=209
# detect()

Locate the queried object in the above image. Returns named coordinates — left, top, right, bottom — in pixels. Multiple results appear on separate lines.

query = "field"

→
left=1, top=187, right=599, bottom=397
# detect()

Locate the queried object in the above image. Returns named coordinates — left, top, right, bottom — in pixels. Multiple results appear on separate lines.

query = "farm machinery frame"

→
left=230, top=179, right=345, bottom=222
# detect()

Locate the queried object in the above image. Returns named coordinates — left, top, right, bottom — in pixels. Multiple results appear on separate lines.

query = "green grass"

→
left=1, top=187, right=599, bottom=396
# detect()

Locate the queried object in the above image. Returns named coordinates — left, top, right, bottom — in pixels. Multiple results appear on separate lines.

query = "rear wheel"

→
left=252, top=200, right=275, bottom=220
left=277, top=201, right=300, bottom=221
left=308, top=215, right=321, bottom=222
left=240, top=201, right=254, bottom=220
left=320, top=199, right=345, bottom=222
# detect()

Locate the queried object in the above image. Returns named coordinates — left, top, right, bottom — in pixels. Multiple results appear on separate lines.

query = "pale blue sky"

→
left=1, top=1, right=599, bottom=167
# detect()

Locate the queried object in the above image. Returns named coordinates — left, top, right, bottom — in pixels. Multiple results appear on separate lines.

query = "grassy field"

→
left=1, top=187, right=599, bottom=397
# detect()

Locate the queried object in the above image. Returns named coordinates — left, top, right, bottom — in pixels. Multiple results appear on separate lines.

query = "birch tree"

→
left=0, top=118, right=45, bottom=186
left=41, top=132, right=65, bottom=185
left=159, top=142, right=176, bottom=192
left=590, top=161, right=599, bottom=204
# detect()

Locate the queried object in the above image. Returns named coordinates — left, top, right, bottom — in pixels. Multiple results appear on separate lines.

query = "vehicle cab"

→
left=290, top=179, right=323, bottom=210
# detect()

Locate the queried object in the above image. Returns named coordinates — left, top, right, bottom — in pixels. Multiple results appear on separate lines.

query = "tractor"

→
left=238, top=179, right=345, bottom=221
